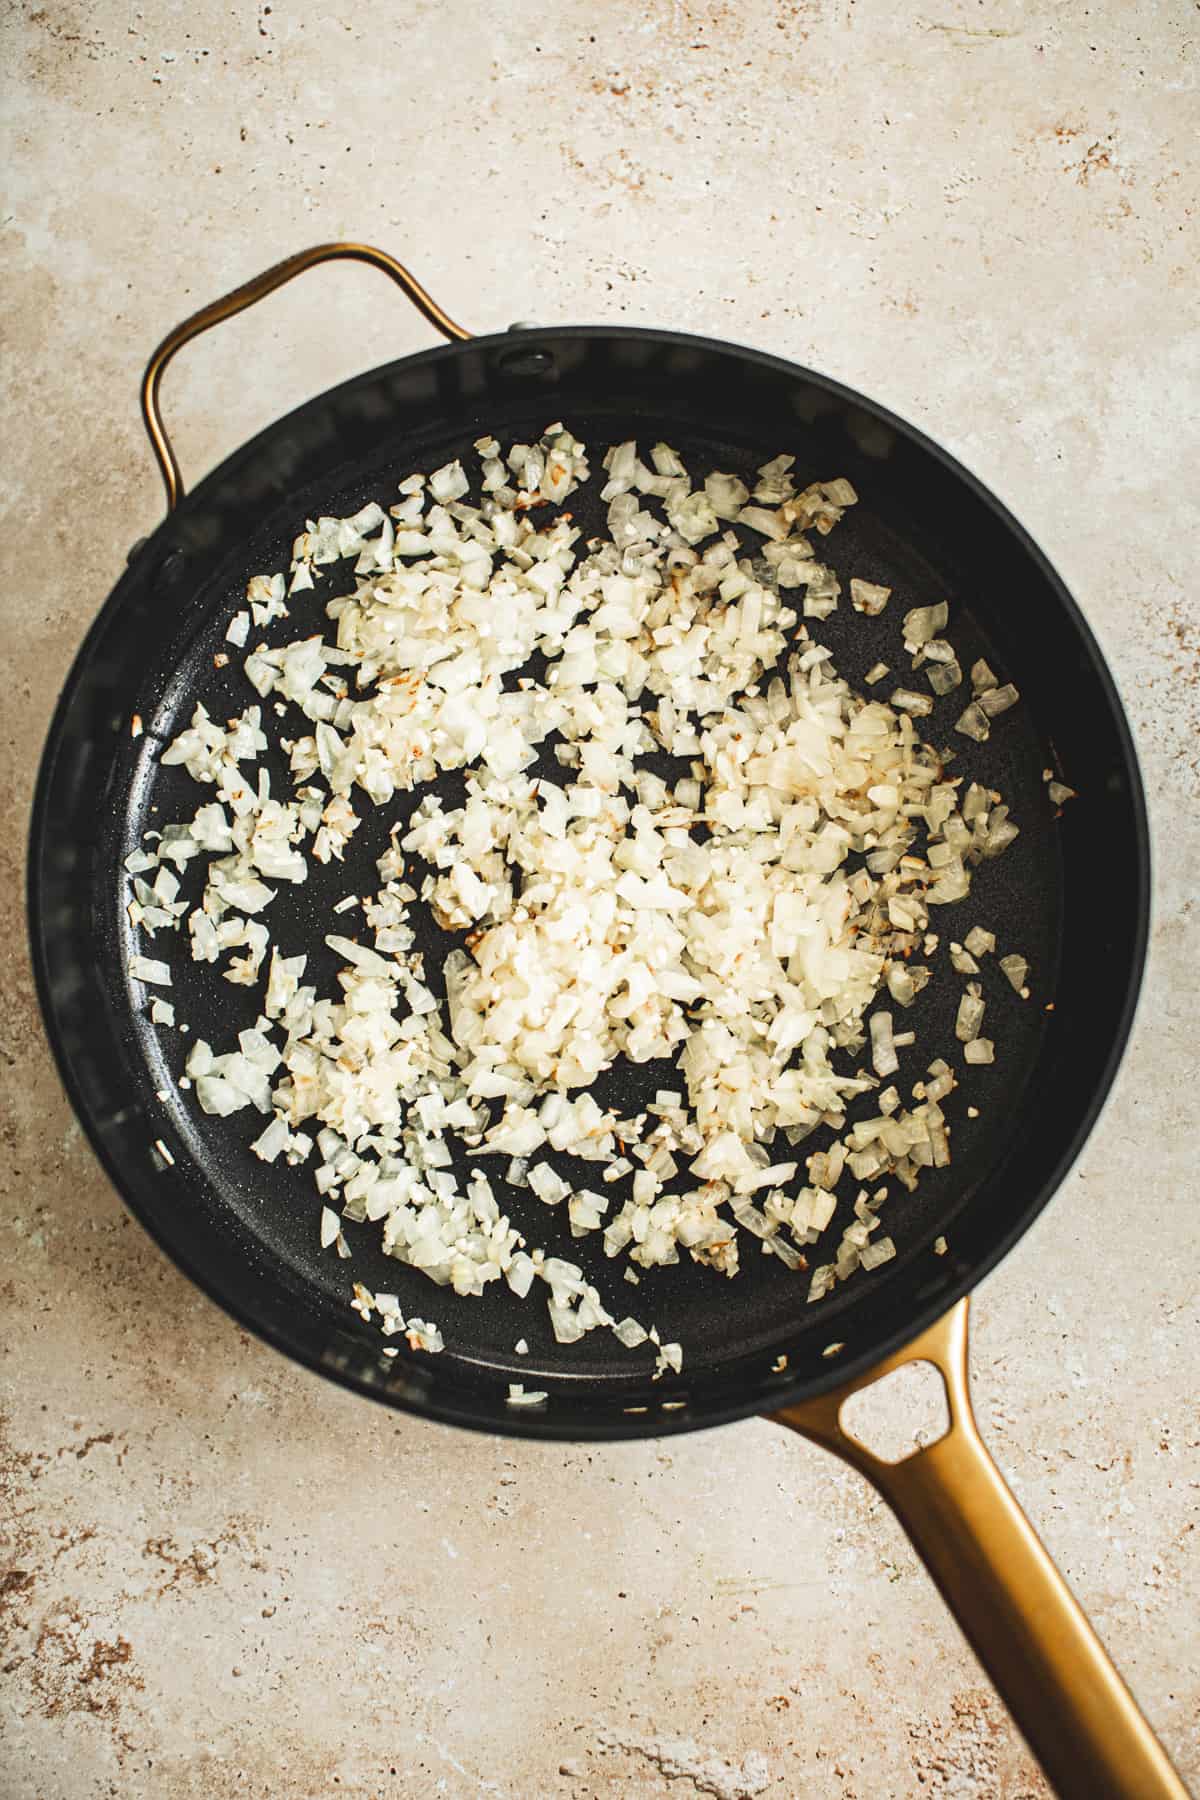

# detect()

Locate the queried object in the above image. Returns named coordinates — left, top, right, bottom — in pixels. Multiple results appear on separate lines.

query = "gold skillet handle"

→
left=140, top=242, right=472, bottom=511
left=774, top=1299, right=1190, bottom=1799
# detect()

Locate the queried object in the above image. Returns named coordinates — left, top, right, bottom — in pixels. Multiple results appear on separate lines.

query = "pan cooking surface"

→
left=116, top=410, right=1062, bottom=1389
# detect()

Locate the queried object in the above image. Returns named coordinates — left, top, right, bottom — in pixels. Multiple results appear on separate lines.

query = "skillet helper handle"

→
left=140, top=242, right=471, bottom=510
left=774, top=1299, right=1189, bottom=1800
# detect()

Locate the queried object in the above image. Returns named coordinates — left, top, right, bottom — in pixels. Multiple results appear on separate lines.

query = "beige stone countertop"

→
left=2, top=2, right=1197, bottom=1796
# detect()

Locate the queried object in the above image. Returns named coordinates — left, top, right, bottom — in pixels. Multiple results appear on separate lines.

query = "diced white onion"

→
left=132, top=422, right=1028, bottom=1359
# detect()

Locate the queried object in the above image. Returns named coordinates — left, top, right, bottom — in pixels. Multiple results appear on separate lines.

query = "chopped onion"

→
left=859, top=1235, right=896, bottom=1271
left=955, top=984, right=986, bottom=1042
left=130, top=955, right=172, bottom=986
left=954, top=702, right=991, bottom=742
left=850, top=579, right=891, bottom=615
left=135, top=422, right=1030, bottom=1356
left=902, top=602, right=949, bottom=646
left=506, top=1384, right=548, bottom=1407
left=979, top=682, right=1019, bottom=718
left=999, top=953, right=1029, bottom=993
left=890, top=688, right=934, bottom=717
left=869, top=1011, right=899, bottom=1078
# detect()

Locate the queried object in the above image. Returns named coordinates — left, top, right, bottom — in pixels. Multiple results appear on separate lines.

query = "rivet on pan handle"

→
left=772, top=1299, right=1189, bottom=1800
left=139, top=242, right=472, bottom=511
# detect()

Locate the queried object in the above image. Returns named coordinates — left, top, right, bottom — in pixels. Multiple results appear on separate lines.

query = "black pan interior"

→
left=30, top=329, right=1148, bottom=1438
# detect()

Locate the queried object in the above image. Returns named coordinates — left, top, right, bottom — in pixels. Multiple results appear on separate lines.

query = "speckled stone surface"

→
left=2, top=3, right=1197, bottom=1796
